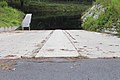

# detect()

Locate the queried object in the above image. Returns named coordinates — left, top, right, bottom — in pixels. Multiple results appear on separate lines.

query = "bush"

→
left=0, top=1, right=8, bottom=7
left=82, top=17, right=97, bottom=31
left=0, top=7, right=24, bottom=27
left=82, top=0, right=120, bottom=36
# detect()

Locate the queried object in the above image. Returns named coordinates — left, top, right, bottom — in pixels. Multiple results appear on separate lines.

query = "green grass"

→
left=0, top=1, right=24, bottom=27
left=29, top=1, right=89, bottom=11
left=27, top=1, right=90, bottom=18
left=9, top=0, right=90, bottom=18
left=96, top=0, right=120, bottom=14
left=82, top=0, right=120, bottom=36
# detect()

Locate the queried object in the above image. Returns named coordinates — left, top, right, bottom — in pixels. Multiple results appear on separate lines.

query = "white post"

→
left=22, top=14, right=32, bottom=30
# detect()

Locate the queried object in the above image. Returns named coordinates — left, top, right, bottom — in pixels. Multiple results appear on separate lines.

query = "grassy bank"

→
left=8, top=0, right=91, bottom=18
left=82, top=0, right=120, bottom=36
left=28, top=1, right=90, bottom=29
left=0, top=1, right=24, bottom=27
left=7, top=0, right=91, bottom=29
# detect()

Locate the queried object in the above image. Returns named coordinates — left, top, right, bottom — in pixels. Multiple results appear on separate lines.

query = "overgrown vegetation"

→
left=82, top=0, right=120, bottom=36
left=30, top=2, right=90, bottom=18
left=8, top=0, right=91, bottom=18
left=0, top=1, right=24, bottom=27
left=7, top=0, right=91, bottom=29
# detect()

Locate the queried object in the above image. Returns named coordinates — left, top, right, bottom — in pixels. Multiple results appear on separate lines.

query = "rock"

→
left=81, top=4, right=105, bottom=22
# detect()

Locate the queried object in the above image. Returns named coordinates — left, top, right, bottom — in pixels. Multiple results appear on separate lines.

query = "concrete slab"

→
left=0, top=27, right=18, bottom=32
left=65, top=30, right=120, bottom=58
left=0, top=30, right=120, bottom=59
left=0, top=30, right=53, bottom=59
left=36, top=30, right=79, bottom=57
left=0, top=27, right=4, bottom=32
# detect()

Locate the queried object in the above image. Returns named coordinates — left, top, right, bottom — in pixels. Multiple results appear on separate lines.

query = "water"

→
left=31, top=14, right=82, bottom=30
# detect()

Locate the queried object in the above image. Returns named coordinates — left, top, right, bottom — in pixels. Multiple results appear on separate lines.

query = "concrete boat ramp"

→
left=36, top=30, right=79, bottom=57
left=0, top=30, right=120, bottom=59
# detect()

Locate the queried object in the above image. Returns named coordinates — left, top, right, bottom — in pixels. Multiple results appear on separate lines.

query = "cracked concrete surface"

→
left=36, top=30, right=79, bottom=57
left=65, top=30, right=120, bottom=58
left=0, top=30, right=120, bottom=59
left=0, top=30, right=53, bottom=59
